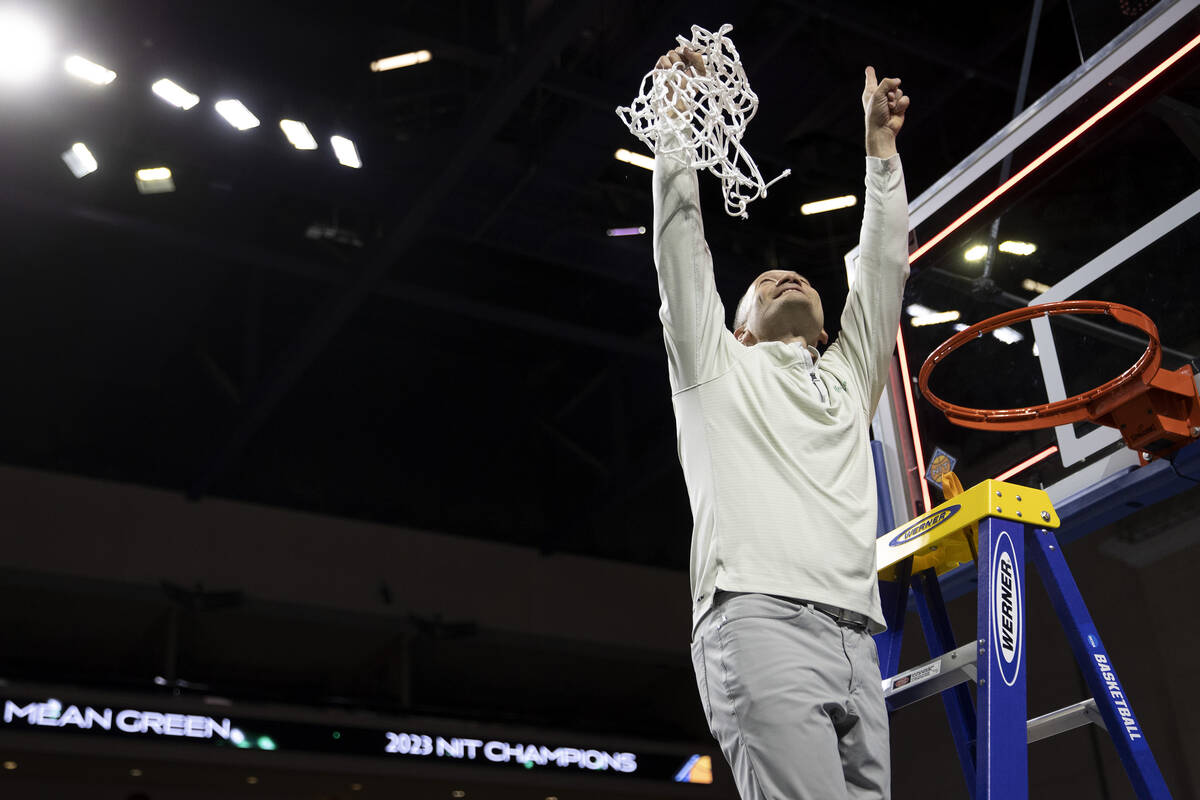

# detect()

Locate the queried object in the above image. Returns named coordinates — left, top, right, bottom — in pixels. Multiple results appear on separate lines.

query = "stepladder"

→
left=873, top=475, right=1172, bottom=799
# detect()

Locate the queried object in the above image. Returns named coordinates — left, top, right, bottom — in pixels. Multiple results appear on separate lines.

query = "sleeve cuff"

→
left=865, top=153, right=902, bottom=172
left=864, top=153, right=903, bottom=191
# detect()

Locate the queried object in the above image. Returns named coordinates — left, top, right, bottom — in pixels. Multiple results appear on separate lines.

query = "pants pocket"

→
left=717, top=592, right=811, bottom=624
left=690, top=634, right=715, bottom=737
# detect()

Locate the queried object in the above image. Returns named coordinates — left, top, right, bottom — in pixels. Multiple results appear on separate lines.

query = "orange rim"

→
left=917, top=301, right=1161, bottom=431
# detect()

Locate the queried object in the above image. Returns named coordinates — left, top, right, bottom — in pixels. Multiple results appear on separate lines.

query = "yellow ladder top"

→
left=876, top=479, right=1060, bottom=575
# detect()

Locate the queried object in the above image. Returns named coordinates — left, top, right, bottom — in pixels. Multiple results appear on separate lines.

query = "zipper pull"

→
left=810, top=371, right=827, bottom=404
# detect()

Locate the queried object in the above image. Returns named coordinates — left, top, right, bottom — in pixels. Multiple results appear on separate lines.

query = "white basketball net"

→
left=616, top=24, right=789, bottom=219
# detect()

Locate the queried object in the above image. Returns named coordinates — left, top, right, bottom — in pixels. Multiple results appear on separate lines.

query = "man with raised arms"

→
left=652, top=45, right=911, bottom=800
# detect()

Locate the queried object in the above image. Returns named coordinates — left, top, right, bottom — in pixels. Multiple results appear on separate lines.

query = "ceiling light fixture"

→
left=136, top=167, right=171, bottom=181
left=910, top=310, right=961, bottom=327
left=280, top=119, right=318, bottom=150
left=0, top=10, right=52, bottom=84
left=991, top=326, right=1024, bottom=344
left=215, top=98, right=260, bottom=130
left=64, top=54, right=116, bottom=85
left=998, top=240, right=1037, bottom=255
left=371, top=50, right=432, bottom=71
left=800, top=194, right=856, bottom=215
left=152, top=78, right=199, bottom=110
left=135, top=166, right=175, bottom=194
left=61, top=142, right=98, bottom=178
left=615, top=148, right=654, bottom=171
left=330, top=135, right=362, bottom=168
left=1022, top=277, right=1050, bottom=294
left=963, top=244, right=988, bottom=262
left=305, top=223, right=364, bottom=248
left=606, top=226, right=646, bottom=236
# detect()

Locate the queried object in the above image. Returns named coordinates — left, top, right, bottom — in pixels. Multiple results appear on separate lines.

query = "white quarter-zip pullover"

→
left=653, top=144, right=910, bottom=635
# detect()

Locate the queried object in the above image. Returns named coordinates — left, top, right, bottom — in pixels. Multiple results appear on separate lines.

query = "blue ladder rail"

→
left=870, top=473, right=1173, bottom=799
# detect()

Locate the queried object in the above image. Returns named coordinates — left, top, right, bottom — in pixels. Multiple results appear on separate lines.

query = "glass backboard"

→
left=855, top=0, right=1200, bottom=522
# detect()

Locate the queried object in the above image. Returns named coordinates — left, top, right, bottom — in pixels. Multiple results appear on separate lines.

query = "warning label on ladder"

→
left=892, top=660, right=941, bottom=690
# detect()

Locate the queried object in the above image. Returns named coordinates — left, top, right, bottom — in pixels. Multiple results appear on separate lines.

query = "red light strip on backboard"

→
left=894, top=328, right=932, bottom=513
left=895, top=31, right=1200, bottom=513
left=908, top=30, right=1200, bottom=265
left=994, top=445, right=1060, bottom=481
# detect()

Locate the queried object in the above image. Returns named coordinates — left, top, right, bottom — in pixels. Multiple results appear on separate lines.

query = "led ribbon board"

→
left=1, top=695, right=714, bottom=785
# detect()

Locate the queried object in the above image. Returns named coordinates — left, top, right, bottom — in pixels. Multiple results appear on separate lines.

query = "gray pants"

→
left=691, top=592, right=890, bottom=800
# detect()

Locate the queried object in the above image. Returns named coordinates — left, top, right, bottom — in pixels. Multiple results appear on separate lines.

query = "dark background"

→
left=1, top=1, right=1198, bottom=798
left=0, top=0, right=1169, bottom=565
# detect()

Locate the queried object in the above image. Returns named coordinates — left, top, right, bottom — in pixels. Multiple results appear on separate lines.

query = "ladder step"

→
left=882, top=642, right=977, bottom=711
left=1026, top=698, right=1107, bottom=744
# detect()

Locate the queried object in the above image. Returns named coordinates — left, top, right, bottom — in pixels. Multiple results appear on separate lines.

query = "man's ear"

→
left=817, top=328, right=829, bottom=346
left=735, top=326, right=758, bottom=347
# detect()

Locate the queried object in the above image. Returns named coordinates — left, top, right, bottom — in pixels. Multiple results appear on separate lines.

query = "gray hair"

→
left=732, top=280, right=757, bottom=333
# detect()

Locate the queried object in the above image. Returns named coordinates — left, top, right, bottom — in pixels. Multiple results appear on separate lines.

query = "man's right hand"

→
left=655, top=46, right=706, bottom=114
left=862, top=66, right=908, bottom=158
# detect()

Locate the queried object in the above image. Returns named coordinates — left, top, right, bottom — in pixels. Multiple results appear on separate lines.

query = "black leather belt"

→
left=717, top=590, right=871, bottom=630
left=807, top=600, right=870, bottom=629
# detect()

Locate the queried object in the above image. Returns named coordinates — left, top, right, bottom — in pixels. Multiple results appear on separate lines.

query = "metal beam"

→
left=190, top=0, right=594, bottom=497
left=982, top=0, right=1045, bottom=281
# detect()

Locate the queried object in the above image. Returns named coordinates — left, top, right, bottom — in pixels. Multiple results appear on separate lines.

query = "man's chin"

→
left=766, top=300, right=817, bottom=323
left=760, top=327, right=821, bottom=343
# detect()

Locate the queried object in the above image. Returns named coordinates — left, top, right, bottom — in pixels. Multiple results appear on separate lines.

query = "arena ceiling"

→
left=0, top=0, right=1188, bottom=572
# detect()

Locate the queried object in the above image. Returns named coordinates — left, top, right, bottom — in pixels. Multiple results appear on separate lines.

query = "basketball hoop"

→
left=918, top=300, right=1200, bottom=463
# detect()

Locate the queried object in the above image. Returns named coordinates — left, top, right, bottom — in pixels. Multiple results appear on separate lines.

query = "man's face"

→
left=741, top=269, right=827, bottom=346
